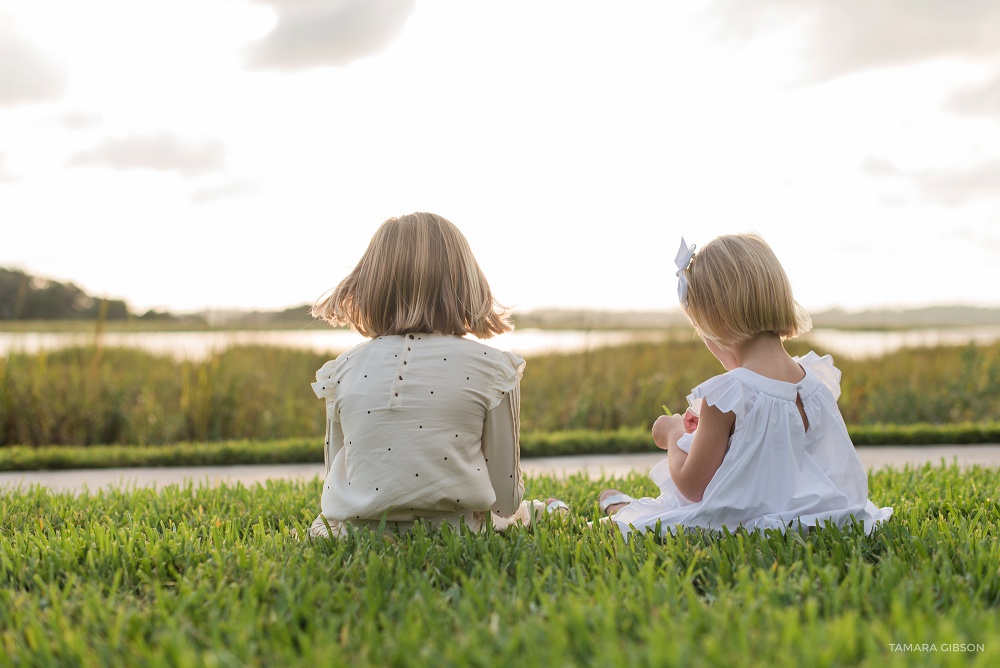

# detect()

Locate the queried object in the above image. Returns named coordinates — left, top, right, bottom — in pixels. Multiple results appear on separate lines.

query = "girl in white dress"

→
left=306, top=212, right=559, bottom=539
left=601, top=233, right=893, bottom=537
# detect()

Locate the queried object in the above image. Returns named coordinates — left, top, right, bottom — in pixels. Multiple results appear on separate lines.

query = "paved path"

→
left=1, top=445, right=998, bottom=494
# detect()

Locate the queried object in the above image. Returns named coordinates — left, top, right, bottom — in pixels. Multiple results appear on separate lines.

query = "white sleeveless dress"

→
left=612, top=352, right=894, bottom=537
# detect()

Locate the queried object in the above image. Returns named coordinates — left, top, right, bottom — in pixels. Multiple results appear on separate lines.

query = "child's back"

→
left=608, top=234, right=892, bottom=536
left=613, top=351, right=892, bottom=535
left=305, top=212, right=553, bottom=539
left=313, top=333, right=524, bottom=526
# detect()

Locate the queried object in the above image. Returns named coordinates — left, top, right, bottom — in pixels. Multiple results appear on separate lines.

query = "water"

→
left=0, top=328, right=672, bottom=360
left=805, top=326, right=1000, bottom=359
left=1, top=326, right=999, bottom=360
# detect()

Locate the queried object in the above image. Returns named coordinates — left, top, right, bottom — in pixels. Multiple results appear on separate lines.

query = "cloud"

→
left=861, top=157, right=900, bottom=178
left=947, top=75, right=1000, bottom=118
left=59, top=112, right=103, bottom=131
left=244, top=0, right=415, bottom=70
left=864, top=155, right=1000, bottom=205
left=0, top=16, right=67, bottom=105
left=955, top=224, right=1000, bottom=253
left=67, top=133, right=226, bottom=177
left=715, top=0, right=1000, bottom=83
left=915, top=161, right=1000, bottom=205
left=191, top=179, right=259, bottom=204
left=0, top=153, right=16, bottom=183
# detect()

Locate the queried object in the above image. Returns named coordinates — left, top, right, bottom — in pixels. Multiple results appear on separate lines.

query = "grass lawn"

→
left=2, top=465, right=998, bottom=667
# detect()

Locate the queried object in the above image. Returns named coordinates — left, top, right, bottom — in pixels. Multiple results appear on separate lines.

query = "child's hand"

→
left=652, top=414, right=684, bottom=450
left=682, top=408, right=699, bottom=433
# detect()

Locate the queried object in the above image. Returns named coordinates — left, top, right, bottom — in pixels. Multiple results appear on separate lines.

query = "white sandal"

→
left=545, top=498, right=570, bottom=514
left=599, top=490, right=634, bottom=516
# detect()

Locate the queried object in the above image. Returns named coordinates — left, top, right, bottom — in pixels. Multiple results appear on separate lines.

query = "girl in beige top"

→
left=307, top=212, right=555, bottom=538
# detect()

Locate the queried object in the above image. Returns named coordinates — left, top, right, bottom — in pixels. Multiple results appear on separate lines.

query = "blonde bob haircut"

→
left=311, top=212, right=512, bottom=339
left=682, top=233, right=812, bottom=349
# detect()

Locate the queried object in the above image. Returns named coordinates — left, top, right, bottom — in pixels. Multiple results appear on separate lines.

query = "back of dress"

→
left=313, top=334, right=524, bottom=523
left=613, top=352, right=893, bottom=536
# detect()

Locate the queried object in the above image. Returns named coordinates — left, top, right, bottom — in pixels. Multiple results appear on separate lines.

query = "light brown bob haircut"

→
left=681, top=233, right=812, bottom=349
left=311, top=212, right=513, bottom=339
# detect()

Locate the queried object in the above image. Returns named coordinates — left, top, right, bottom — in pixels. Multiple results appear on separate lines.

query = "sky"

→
left=1, top=0, right=999, bottom=316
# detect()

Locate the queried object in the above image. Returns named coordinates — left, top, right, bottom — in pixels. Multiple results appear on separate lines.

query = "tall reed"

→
left=2, top=340, right=998, bottom=446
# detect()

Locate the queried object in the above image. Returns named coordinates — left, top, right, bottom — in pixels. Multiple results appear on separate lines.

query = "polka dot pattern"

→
left=314, top=333, right=525, bottom=524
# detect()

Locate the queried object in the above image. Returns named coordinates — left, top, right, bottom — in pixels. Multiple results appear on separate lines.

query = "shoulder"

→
left=434, top=336, right=525, bottom=372
left=443, top=337, right=525, bottom=408
left=311, top=339, right=378, bottom=398
left=687, top=370, right=751, bottom=416
left=316, top=339, right=376, bottom=377
left=690, top=368, right=745, bottom=399
left=794, top=351, right=842, bottom=400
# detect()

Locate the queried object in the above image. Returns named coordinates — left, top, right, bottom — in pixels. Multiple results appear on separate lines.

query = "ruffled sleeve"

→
left=675, top=373, right=748, bottom=452
left=795, top=352, right=842, bottom=401
left=685, top=372, right=749, bottom=419
left=311, top=358, right=340, bottom=400
left=488, top=350, right=526, bottom=410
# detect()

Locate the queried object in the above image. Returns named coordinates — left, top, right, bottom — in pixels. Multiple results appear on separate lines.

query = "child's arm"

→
left=482, top=386, right=525, bottom=517
left=652, top=400, right=734, bottom=503
left=324, top=417, right=345, bottom=476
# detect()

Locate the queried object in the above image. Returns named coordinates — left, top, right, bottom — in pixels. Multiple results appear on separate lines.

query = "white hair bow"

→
left=675, top=237, right=696, bottom=306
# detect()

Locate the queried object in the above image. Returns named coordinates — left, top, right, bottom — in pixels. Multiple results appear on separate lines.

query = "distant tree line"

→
left=0, top=268, right=132, bottom=321
left=0, top=267, right=300, bottom=325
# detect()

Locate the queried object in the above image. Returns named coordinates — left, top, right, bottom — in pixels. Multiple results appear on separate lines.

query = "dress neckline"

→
left=729, top=365, right=810, bottom=400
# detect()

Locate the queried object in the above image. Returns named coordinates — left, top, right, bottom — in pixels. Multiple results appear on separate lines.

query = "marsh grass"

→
left=2, top=466, right=998, bottom=666
left=3, top=340, right=1000, bottom=448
